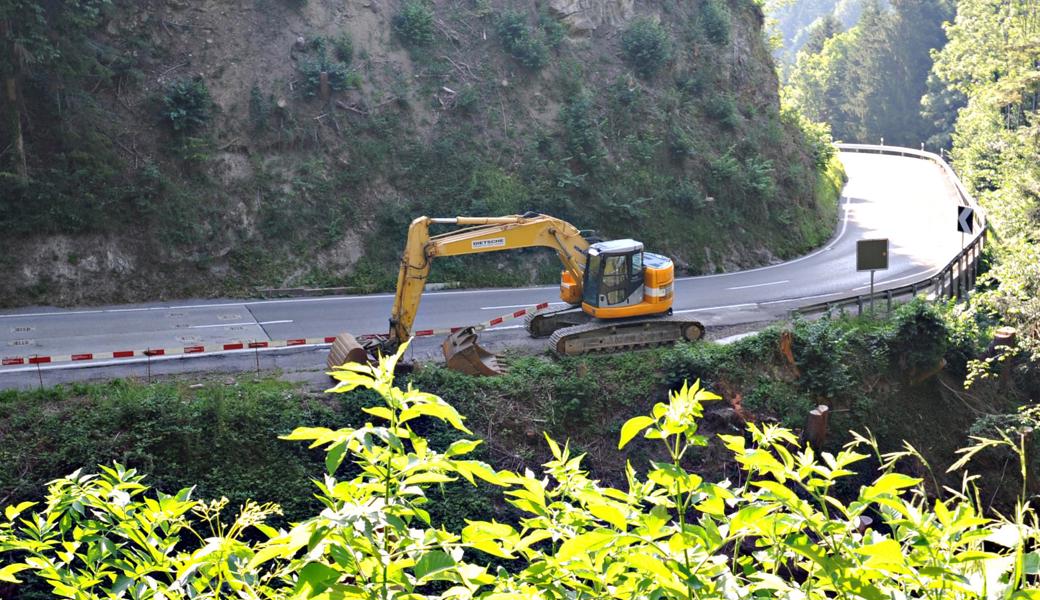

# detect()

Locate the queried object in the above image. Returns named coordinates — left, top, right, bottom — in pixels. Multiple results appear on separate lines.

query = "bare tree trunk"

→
left=5, top=75, right=26, bottom=181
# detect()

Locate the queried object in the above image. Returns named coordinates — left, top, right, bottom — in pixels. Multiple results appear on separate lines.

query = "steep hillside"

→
left=0, top=0, right=838, bottom=306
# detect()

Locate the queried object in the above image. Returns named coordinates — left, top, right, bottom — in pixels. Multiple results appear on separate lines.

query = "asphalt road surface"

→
left=0, top=150, right=965, bottom=389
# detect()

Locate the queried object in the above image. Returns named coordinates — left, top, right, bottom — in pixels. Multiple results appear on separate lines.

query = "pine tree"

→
left=804, top=14, right=844, bottom=54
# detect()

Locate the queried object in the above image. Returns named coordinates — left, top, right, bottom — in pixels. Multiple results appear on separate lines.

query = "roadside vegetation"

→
left=3, top=338, right=1040, bottom=598
left=3, top=299, right=1037, bottom=542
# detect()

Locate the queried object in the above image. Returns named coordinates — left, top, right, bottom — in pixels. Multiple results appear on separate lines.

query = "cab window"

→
left=601, top=254, right=629, bottom=305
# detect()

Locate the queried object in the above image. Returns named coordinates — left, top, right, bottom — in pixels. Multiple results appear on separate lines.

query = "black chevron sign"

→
left=957, top=206, right=975, bottom=234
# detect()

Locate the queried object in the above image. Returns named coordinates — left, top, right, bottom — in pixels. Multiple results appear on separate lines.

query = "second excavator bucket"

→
left=442, top=327, right=506, bottom=376
left=327, top=333, right=371, bottom=369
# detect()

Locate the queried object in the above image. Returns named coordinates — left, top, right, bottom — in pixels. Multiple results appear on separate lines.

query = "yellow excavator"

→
left=328, top=212, right=704, bottom=375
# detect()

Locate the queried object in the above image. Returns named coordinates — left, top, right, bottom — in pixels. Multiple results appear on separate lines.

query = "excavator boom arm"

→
left=389, top=214, right=590, bottom=343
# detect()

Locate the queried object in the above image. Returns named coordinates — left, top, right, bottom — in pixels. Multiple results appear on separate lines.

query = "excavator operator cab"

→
left=582, top=239, right=646, bottom=308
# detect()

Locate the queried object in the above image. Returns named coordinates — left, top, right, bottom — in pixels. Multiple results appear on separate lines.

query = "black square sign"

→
left=857, top=239, right=889, bottom=271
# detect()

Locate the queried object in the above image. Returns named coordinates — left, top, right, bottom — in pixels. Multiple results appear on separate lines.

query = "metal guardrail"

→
left=793, top=144, right=987, bottom=317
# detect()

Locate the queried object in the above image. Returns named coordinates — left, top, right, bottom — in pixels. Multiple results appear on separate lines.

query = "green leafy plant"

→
left=539, top=12, right=566, bottom=49
left=393, top=1, right=435, bottom=47
left=496, top=11, right=548, bottom=70
left=700, top=0, right=730, bottom=45
left=621, top=17, right=673, bottom=78
left=298, top=55, right=361, bottom=98
left=333, top=32, right=354, bottom=64
left=561, top=91, right=603, bottom=169
left=4, top=344, right=1036, bottom=598
left=161, top=78, right=213, bottom=132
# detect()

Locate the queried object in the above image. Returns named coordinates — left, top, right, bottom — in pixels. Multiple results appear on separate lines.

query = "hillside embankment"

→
left=0, top=0, right=839, bottom=306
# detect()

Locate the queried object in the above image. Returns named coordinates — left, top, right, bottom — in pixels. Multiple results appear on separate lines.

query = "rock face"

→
left=546, top=0, right=635, bottom=35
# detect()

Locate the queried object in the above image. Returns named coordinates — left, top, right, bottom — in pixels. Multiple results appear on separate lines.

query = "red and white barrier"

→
left=1, top=336, right=340, bottom=366
left=412, top=302, right=550, bottom=337
left=1, top=301, right=553, bottom=367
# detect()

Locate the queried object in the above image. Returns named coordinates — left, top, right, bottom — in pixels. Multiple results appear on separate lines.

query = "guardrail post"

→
left=857, top=295, right=864, bottom=315
left=886, top=290, right=893, bottom=312
left=971, top=237, right=979, bottom=288
left=957, top=255, right=965, bottom=298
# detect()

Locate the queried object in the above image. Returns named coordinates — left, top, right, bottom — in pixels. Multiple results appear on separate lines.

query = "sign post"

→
left=857, top=239, right=889, bottom=314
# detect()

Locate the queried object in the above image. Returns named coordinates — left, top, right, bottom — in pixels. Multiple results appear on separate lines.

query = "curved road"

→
left=0, top=150, right=965, bottom=386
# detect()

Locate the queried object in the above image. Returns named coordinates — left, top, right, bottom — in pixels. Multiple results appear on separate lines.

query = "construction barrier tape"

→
left=411, top=302, right=550, bottom=337
left=0, top=302, right=554, bottom=367
left=1, top=336, right=340, bottom=366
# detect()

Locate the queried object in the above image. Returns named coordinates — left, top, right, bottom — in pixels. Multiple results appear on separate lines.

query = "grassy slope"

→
left=0, top=0, right=837, bottom=306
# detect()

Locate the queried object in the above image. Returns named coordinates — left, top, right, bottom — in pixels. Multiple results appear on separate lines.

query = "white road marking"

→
left=673, top=303, right=757, bottom=314
left=0, top=343, right=330, bottom=373
left=852, top=270, right=934, bottom=291
left=0, top=286, right=564, bottom=320
left=727, top=280, right=789, bottom=291
left=480, top=302, right=566, bottom=310
left=761, top=292, right=846, bottom=305
left=189, top=319, right=293, bottom=329
left=672, top=291, right=849, bottom=314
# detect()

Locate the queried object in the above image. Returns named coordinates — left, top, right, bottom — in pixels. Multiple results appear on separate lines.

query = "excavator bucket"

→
left=327, top=333, right=371, bottom=369
left=442, top=327, right=506, bottom=376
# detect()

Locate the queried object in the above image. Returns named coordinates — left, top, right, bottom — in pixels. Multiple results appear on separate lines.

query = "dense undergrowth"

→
left=2, top=300, right=1035, bottom=530
left=2, top=339, right=1040, bottom=598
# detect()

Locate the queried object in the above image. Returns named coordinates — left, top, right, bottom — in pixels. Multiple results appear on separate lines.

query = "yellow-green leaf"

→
left=556, top=530, right=615, bottom=561
left=4, top=502, right=35, bottom=522
left=0, top=564, right=29, bottom=584
left=588, top=503, right=627, bottom=531
left=618, top=416, right=655, bottom=449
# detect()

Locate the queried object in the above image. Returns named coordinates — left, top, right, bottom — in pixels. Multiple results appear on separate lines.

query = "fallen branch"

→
left=156, top=61, right=188, bottom=80
left=373, top=96, right=400, bottom=108
left=433, top=18, right=462, bottom=45
left=335, top=100, right=367, bottom=115
left=440, top=55, right=480, bottom=80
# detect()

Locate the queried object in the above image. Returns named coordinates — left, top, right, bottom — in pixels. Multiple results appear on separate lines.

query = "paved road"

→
left=0, top=151, right=964, bottom=387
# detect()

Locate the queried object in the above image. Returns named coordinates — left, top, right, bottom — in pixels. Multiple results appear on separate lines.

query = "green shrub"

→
left=297, top=54, right=361, bottom=97
left=333, top=32, right=354, bottom=63
left=497, top=11, right=548, bottom=70
left=249, top=84, right=271, bottom=130
left=782, top=106, right=836, bottom=169
left=886, top=298, right=951, bottom=373
left=742, top=155, right=777, bottom=200
left=161, top=78, right=213, bottom=132
left=560, top=91, right=602, bottom=168
left=540, top=12, right=566, bottom=48
left=706, top=150, right=740, bottom=194
left=701, top=0, right=730, bottom=45
left=705, top=93, right=738, bottom=129
left=668, top=126, right=695, bottom=159
left=621, top=17, right=672, bottom=78
left=794, top=317, right=854, bottom=400
left=393, top=1, right=435, bottom=47
left=744, top=378, right=816, bottom=429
